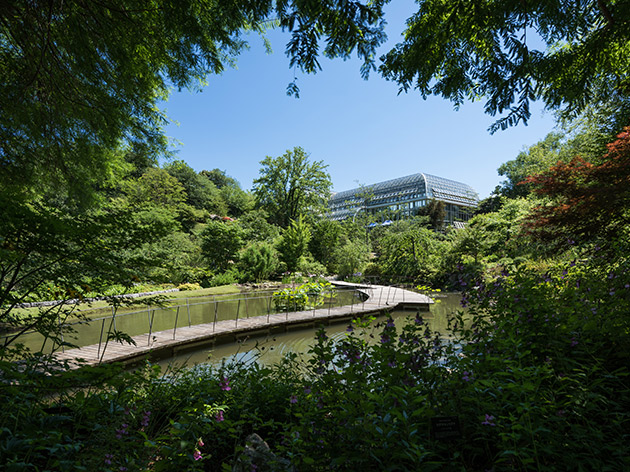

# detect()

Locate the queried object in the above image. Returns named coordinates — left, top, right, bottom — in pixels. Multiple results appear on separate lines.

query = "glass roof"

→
left=330, top=172, right=479, bottom=207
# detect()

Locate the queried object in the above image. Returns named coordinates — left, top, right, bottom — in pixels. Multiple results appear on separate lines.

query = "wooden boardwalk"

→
left=55, top=283, right=432, bottom=368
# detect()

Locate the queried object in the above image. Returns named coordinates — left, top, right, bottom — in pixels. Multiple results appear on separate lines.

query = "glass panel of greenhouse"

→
left=328, top=172, right=479, bottom=224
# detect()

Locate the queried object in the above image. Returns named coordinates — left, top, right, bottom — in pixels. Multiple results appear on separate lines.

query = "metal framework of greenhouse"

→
left=328, top=172, right=479, bottom=224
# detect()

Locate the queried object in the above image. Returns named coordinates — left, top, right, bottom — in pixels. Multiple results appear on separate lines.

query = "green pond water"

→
left=160, top=292, right=463, bottom=369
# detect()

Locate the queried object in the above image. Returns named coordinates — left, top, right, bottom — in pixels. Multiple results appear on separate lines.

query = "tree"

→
left=417, top=199, right=446, bottom=231
left=1, top=1, right=387, bottom=197
left=200, top=220, right=244, bottom=272
left=278, top=216, right=311, bottom=272
left=379, top=1, right=630, bottom=132
left=309, top=219, right=343, bottom=272
left=524, top=126, right=630, bottom=243
left=253, top=147, right=332, bottom=228
left=239, top=242, right=279, bottom=282
left=164, top=160, right=227, bottom=214
left=497, top=132, right=565, bottom=199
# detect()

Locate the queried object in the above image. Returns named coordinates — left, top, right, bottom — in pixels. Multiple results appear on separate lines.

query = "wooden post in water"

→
left=267, top=295, right=272, bottom=324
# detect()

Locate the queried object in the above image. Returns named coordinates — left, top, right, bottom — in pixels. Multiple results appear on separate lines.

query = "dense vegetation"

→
left=2, top=2, right=630, bottom=471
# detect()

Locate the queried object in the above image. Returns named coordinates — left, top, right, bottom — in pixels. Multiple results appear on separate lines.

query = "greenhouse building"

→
left=328, top=172, right=479, bottom=225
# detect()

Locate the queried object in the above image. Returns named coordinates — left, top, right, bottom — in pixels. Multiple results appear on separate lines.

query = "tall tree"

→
left=253, top=147, right=332, bottom=228
left=278, top=216, right=311, bottom=272
left=497, top=132, right=564, bottom=199
left=0, top=1, right=387, bottom=197
left=379, top=1, right=630, bottom=132
left=524, top=126, right=630, bottom=243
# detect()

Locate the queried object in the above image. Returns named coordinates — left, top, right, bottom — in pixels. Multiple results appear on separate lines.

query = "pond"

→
left=159, top=292, right=464, bottom=369
left=3, top=287, right=362, bottom=355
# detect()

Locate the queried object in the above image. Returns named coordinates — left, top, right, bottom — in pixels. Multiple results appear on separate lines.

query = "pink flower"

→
left=197, top=438, right=204, bottom=447
left=193, top=449, right=202, bottom=461
left=289, top=395, right=298, bottom=404
left=215, top=410, right=224, bottom=422
left=219, top=377, right=231, bottom=391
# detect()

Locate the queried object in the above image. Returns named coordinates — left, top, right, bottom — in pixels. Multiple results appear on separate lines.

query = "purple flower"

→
left=304, top=386, right=311, bottom=394
left=141, top=410, right=151, bottom=428
left=482, top=414, right=496, bottom=426
left=346, top=324, right=354, bottom=332
left=570, top=337, right=578, bottom=347
left=115, top=423, right=129, bottom=439
left=104, top=454, right=113, bottom=465
left=388, top=361, right=396, bottom=368
left=386, top=318, right=395, bottom=328
left=380, top=335, right=390, bottom=344
left=219, top=377, right=231, bottom=391
left=193, top=449, right=202, bottom=461
left=289, top=395, right=298, bottom=404
left=462, top=371, right=472, bottom=382
left=215, top=410, right=225, bottom=422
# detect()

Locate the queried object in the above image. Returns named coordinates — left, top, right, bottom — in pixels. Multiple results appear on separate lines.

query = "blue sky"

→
left=161, top=3, right=557, bottom=199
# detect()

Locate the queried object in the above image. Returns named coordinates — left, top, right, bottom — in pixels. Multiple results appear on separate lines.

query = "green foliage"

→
left=164, top=160, right=227, bottom=214
left=496, top=132, right=565, bottom=198
left=277, top=216, right=311, bottom=273
left=253, top=147, right=332, bottom=228
left=238, top=242, right=280, bottom=283
left=238, top=209, right=281, bottom=243
left=309, top=219, right=343, bottom=272
left=332, top=239, right=370, bottom=279
left=1, top=1, right=387, bottom=199
left=374, top=226, right=450, bottom=284
left=177, top=283, right=202, bottom=291
left=379, top=1, right=630, bottom=132
left=200, top=220, right=244, bottom=272
left=272, top=281, right=333, bottom=312
left=416, top=199, right=446, bottom=230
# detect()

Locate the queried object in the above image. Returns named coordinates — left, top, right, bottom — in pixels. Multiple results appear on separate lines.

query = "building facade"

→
left=328, top=173, right=479, bottom=224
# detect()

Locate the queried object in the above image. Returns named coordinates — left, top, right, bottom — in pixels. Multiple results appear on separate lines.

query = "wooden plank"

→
left=54, top=283, right=432, bottom=367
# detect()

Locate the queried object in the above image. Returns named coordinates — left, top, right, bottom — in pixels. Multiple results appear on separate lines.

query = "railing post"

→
left=59, top=314, right=65, bottom=353
left=235, top=299, right=241, bottom=328
left=112, top=305, right=117, bottom=331
left=187, top=298, right=191, bottom=327
left=267, top=295, right=272, bottom=324
left=173, top=306, right=180, bottom=340
left=245, top=294, right=249, bottom=319
left=97, top=318, right=106, bottom=358
left=147, top=308, right=155, bottom=346
left=328, top=290, right=332, bottom=316
left=213, top=300, right=218, bottom=332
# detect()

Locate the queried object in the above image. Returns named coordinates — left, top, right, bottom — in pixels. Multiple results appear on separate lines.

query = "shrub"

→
left=177, top=282, right=201, bottom=291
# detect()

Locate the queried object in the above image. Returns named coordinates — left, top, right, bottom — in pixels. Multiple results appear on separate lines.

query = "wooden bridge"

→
left=55, top=282, right=432, bottom=368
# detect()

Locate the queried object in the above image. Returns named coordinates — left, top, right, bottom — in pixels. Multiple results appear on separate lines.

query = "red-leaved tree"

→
left=523, top=126, right=630, bottom=243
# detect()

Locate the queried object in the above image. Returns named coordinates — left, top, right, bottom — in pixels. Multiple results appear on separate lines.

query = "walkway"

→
left=54, top=283, right=432, bottom=368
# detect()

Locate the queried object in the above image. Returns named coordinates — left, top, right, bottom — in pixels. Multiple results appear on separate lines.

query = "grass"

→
left=12, top=284, right=252, bottom=322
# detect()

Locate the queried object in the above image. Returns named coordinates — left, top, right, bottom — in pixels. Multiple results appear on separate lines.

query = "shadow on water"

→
left=159, top=292, right=465, bottom=370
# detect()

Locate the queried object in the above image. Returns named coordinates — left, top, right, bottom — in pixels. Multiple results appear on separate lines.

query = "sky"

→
left=161, top=3, right=558, bottom=200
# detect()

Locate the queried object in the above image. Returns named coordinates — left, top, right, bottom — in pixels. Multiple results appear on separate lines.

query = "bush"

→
left=177, top=282, right=201, bottom=291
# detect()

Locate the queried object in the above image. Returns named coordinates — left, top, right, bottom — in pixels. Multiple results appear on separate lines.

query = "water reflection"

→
left=161, top=292, right=464, bottom=369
